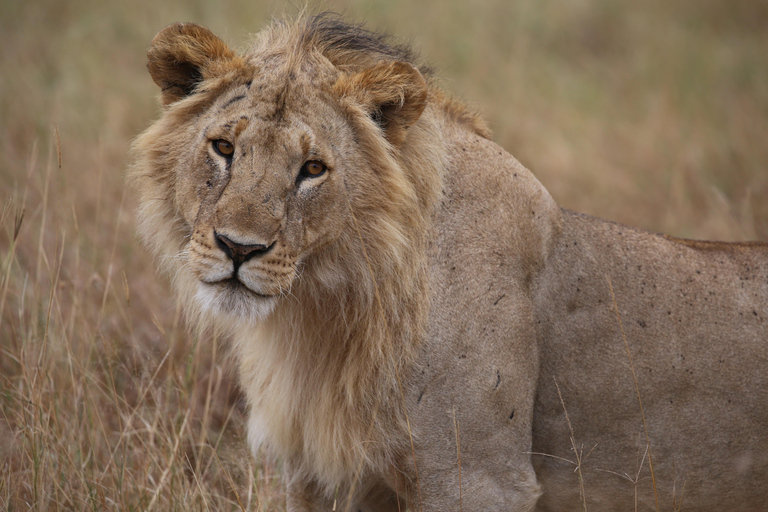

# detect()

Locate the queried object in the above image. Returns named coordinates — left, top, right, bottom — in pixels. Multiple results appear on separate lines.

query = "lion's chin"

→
left=195, top=279, right=278, bottom=324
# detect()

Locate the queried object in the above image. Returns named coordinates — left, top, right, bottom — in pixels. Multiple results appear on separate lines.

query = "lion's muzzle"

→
left=214, top=230, right=275, bottom=271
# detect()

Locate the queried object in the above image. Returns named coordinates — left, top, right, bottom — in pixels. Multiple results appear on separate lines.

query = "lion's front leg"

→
left=402, top=296, right=543, bottom=510
left=401, top=405, right=542, bottom=511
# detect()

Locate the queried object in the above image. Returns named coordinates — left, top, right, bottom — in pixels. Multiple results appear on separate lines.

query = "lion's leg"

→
left=403, top=441, right=541, bottom=511
left=398, top=386, right=542, bottom=511
left=403, top=300, right=543, bottom=510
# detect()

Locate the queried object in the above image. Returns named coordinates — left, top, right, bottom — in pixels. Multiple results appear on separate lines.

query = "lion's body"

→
left=131, top=15, right=768, bottom=511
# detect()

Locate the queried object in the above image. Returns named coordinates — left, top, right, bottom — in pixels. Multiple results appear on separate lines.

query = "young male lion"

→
left=131, top=14, right=768, bottom=511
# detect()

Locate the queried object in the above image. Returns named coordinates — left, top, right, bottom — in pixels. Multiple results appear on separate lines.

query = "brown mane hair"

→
left=254, top=13, right=428, bottom=74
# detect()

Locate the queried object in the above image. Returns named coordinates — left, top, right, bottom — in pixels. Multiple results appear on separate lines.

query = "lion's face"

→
left=133, top=23, right=428, bottom=322
left=177, top=68, right=353, bottom=319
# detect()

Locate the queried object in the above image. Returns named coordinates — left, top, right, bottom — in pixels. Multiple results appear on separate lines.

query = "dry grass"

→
left=1, top=0, right=766, bottom=509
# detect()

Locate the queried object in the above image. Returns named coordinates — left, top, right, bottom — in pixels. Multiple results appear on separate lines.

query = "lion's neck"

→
left=234, top=252, right=428, bottom=491
left=232, top=104, right=447, bottom=492
left=235, top=172, right=439, bottom=492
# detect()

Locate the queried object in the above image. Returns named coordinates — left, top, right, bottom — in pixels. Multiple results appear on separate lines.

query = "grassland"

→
left=1, top=0, right=767, bottom=509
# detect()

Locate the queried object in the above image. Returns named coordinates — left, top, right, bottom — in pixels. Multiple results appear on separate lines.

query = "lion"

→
left=130, top=14, right=768, bottom=511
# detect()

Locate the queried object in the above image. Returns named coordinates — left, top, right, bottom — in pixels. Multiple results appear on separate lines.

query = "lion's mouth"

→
left=194, top=275, right=279, bottom=321
left=205, top=277, right=276, bottom=299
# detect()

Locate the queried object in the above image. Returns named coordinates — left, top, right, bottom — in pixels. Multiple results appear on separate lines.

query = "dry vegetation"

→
left=1, top=0, right=766, bottom=510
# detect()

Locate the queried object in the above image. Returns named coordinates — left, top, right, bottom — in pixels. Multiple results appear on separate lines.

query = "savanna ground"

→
left=1, top=0, right=767, bottom=510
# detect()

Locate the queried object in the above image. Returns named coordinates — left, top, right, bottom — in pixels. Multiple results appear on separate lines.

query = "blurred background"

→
left=1, top=0, right=766, bottom=509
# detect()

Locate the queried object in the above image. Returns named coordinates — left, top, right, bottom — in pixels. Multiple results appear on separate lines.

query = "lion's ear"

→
left=147, top=23, right=238, bottom=105
left=335, top=61, right=428, bottom=146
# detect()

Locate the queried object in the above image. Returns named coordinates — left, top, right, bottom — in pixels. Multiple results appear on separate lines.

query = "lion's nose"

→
left=215, top=232, right=274, bottom=269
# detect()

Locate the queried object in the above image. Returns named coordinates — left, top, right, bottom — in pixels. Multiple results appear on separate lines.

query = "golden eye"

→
left=301, top=160, right=327, bottom=178
left=213, top=139, right=234, bottom=157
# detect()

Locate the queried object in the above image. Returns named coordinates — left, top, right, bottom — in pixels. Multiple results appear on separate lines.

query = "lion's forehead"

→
left=206, top=65, right=340, bottom=154
left=235, top=54, right=338, bottom=115
left=213, top=87, right=311, bottom=125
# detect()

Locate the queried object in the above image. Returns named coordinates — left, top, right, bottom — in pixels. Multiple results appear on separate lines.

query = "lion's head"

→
left=130, top=16, right=467, bottom=327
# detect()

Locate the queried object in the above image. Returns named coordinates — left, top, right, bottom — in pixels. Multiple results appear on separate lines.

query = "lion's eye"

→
left=299, top=160, right=327, bottom=179
left=213, top=139, right=234, bottom=158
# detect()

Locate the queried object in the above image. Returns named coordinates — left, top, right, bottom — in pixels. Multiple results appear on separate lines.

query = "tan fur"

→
left=131, top=15, right=768, bottom=511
